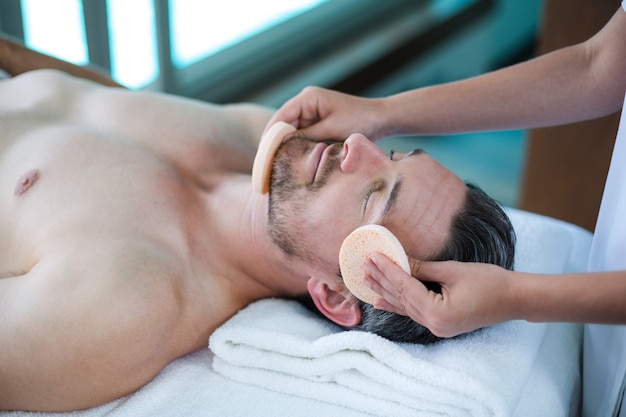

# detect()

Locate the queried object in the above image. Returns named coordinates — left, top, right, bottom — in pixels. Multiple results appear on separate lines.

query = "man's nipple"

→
left=14, top=169, right=41, bottom=196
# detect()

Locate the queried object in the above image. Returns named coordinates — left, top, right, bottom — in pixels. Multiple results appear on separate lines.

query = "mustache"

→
left=310, top=143, right=342, bottom=191
left=271, top=138, right=342, bottom=193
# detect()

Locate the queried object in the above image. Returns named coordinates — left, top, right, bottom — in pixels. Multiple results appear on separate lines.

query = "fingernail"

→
left=369, top=253, right=378, bottom=264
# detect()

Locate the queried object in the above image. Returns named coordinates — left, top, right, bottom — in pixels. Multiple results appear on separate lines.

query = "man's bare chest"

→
left=0, top=124, right=197, bottom=272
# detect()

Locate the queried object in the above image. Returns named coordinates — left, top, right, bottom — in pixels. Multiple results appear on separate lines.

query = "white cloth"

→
left=2, top=348, right=373, bottom=417
left=582, top=90, right=626, bottom=417
left=211, top=299, right=581, bottom=417
left=583, top=5, right=626, bottom=411
left=210, top=208, right=590, bottom=417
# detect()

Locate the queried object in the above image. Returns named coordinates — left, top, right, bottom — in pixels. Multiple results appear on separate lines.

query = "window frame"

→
left=0, top=0, right=492, bottom=103
left=167, top=0, right=424, bottom=102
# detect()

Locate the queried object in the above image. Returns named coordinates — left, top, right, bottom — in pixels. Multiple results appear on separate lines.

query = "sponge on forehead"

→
left=339, top=224, right=410, bottom=304
left=252, top=121, right=296, bottom=194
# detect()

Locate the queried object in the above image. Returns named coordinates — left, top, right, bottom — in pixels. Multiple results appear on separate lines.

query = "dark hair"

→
left=299, top=183, right=516, bottom=344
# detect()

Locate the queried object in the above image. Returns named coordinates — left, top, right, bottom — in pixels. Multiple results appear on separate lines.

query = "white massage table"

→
left=2, top=208, right=591, bottom=417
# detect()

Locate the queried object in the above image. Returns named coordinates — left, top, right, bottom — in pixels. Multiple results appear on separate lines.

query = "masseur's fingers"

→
left=364, top=253, right=433, bottom=322
left=266, top=87, right=323, bottom=132
left=266, top=86, right=386, bottom=141
left=364, top=254, right=473, bottom=338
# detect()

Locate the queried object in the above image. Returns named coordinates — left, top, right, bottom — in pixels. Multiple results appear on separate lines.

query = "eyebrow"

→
left=407, top=148, right=425, bottom=157
left=381, top=177, right=403, bottom=221
left=380, top=148, right=424, bottom=221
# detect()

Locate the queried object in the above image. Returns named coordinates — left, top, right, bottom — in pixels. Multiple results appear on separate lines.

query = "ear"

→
left=307, top=277, right=362, bottom=327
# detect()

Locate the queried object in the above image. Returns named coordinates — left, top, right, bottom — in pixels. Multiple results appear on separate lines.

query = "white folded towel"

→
left=210, top=298, right=582, bottom=417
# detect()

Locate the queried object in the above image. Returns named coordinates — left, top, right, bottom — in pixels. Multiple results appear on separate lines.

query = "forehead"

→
left=378, top=151, right=467, bottom=259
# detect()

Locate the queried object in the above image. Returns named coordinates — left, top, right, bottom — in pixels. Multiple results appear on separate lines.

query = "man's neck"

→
left=196, top=177, right=309, bottom=306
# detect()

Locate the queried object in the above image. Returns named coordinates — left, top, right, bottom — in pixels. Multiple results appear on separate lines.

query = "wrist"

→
left=378, top=94, right=407, bottom=138
left=506, top=271, right=563, bottom=323
left=381, top=89, right=430, bottom=137
left=503, top=270, right=534, bottom=321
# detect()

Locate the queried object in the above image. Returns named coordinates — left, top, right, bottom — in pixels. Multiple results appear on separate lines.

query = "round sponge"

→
left=339, top=224, right=410, bottom=304
left=252, top=121, right=296, bottom=194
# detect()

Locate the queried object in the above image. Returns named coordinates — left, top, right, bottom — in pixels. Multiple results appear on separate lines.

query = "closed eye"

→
left=390, top=148, right=425, bottom=161
left=362, top=188, right=375, bottom=211
left=363, top=182, right=384, bottom=212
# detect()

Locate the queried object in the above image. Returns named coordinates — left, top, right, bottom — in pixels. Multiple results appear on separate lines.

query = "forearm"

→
left=0, top=34, right=123, bottom=87
left=384, top=48, right=611, bottom=135
left=510, top=270, right=626, bottom=324
left=382, top=8, right=626, bottom=136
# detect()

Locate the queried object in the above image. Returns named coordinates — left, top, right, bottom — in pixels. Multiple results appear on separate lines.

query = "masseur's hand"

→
left=364, top=254, right=518, bottom=338
left=267, top=86, right=389, bottom=141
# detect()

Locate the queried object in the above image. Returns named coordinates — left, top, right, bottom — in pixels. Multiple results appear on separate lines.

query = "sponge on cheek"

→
left=339, top=224, right=410, bottom=304
left=252, top=122, right=297, bottom=194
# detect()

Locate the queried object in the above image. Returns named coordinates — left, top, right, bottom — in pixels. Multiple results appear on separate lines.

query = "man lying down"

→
left=0, top=44, right=514, bottom=412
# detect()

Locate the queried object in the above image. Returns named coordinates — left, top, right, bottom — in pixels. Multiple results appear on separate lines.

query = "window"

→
left=170, top=0, right=326, bottom=68
left=5, top=0, right=506, bottom=103
left=18, top=0, right=329, bottom=89
left=21, top=0, right=88, bottom=65
left=172, top=0, right=422, bottom=102
left=107, top=0, right=158, bottom=88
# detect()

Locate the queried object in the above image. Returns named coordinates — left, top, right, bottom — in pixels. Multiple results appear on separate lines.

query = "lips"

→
left=310, top=143, right=329, bottom=184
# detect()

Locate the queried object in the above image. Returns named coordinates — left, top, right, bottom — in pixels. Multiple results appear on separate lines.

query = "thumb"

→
left=409, top=259, right=459, bottom=287
left=408, top=257, right=424, bottom=277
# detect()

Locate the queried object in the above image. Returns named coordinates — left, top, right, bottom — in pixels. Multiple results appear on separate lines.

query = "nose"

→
left=340, top=133, right=388, bottom=173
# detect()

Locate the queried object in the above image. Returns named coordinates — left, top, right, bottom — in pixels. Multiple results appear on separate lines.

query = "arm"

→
left=269, top=6, right=626, bottom=140
left=0, top=34, right=123, bottom=87
left=383, top=6, right=626, bottom=136
left=0, top=35, right=273, bottom=147
left=364, top=254, right=626, bottom=338
left=49, top=72, right=274, bottom=173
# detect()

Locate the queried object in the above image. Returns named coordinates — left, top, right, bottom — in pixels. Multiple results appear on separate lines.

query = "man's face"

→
left=268, top=134, right=467, bottom=278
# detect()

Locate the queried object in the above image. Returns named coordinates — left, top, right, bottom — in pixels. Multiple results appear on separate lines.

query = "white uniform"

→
left=583, top=4, right=626, bottom=416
